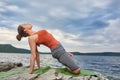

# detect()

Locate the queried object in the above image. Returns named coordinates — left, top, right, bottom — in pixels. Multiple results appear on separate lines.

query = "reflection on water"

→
left=0, top=53, right=120, bottom=80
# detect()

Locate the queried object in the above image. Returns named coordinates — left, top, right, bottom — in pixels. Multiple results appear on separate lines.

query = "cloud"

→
left=6, top=5, right=26, bottom=13
left=0, top=27, right=29, bottom=49
left=75, top=18, right=120, bottom=52
left=0, top=0, right=112, bottom=30
left=0, top=1, right=6, bottom=13
left=0, top=0, right=120, bottom=52
left=0, top=27, right=17, bottom=45
left=48, top=29, right=80, bottom=45
left=103, top=18, right=120, bottom=43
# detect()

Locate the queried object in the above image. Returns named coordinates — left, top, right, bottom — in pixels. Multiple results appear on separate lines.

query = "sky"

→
left=0, top=0, right=120, bottom=52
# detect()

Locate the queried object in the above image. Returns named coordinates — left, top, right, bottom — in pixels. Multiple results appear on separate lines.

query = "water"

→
left=0, top=53, right=120, bottom=80
left=76, top=55, right=120, bottom=80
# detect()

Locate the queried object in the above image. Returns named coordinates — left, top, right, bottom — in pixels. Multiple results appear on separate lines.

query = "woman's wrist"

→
left=29, top=70, right=33, bottom=74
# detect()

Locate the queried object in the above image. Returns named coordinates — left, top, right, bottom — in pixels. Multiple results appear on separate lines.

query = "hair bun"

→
left=16, top=34, right=22, bottom=41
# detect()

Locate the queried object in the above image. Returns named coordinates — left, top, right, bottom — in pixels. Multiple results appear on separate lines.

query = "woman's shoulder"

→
left=28, top=32, right=38, bottom=42
left=40, top=29, right=47, bottom=32
left=37, top=29, right=48, bottom=34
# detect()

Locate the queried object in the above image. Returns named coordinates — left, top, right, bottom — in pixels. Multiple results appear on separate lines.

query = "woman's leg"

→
left=67, top=53, right=80, bottom=74
left=51, top=44, right=80, bottom=74
left=67, top=66, right=80, bottom=74
left=59, top=53, right=80, bottom=74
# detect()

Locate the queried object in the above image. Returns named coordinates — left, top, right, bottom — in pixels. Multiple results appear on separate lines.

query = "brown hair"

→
left=16, top=25, right=29, bottom=41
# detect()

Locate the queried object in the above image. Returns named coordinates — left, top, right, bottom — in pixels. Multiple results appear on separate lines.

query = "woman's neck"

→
left=28, top=30, right=36, bottom=36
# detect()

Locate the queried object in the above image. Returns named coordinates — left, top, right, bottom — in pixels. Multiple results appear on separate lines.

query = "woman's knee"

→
left=66, top=67, right=80, bottom=74
left=72, top=68, right=80, bottom=74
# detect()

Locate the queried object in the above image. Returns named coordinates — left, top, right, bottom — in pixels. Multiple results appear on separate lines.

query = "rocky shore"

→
left=0, top=62, right=109, bottom=80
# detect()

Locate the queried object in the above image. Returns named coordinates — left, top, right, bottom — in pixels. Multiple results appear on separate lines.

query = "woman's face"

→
left=22, top=24, right=32, bottom=32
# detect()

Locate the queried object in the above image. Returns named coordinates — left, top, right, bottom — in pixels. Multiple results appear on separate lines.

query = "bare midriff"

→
left=35, top=30, right=59, bottom=49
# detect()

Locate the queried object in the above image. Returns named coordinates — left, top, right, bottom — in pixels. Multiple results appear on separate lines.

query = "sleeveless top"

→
left=35, top=30, right=60, bottom=49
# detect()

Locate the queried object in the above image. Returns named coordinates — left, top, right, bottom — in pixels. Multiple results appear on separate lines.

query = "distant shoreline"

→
left=0, top=44, right=120, bottom=56
left=0, top=52, right=120, bottom=56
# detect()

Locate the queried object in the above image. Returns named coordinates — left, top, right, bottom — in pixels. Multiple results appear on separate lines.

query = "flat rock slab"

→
left=0, top=73, right=38, bottom=80
left=35, top=69, right=109, bottom=80
left=35, top=69, right=61, bottom=80
left=0, top=66, right=109, bottom=80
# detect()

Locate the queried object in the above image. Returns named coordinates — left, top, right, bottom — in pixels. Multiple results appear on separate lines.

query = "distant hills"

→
left=72, top=52, right=120, bottom=56
left=0, top=44, right=120, bottom=56
left=0, top=44, right=30, bottom=53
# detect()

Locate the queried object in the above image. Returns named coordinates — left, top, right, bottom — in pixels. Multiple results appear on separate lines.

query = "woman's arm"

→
left=35, top=47, right=40, bottom=69
left=28, top=36, right=37, bottom=74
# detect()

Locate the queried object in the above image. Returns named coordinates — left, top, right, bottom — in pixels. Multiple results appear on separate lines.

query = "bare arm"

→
left=28, top=36, right=37, bottom=74
left=35, top=46, right=40, bottom=69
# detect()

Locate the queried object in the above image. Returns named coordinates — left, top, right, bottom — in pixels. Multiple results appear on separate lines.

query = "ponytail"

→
left=16, top=34, right=22, bottom=41
left=16, top=24, right=29, bottom=41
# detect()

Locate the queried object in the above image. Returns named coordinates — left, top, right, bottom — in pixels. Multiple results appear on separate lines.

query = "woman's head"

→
left=16, top=23, right=32, bottom=41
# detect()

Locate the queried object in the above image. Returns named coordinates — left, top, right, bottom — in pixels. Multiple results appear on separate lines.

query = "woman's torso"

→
left=35, top=30, right=59, bottom=49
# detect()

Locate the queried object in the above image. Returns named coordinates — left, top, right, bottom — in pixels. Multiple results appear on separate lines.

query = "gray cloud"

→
left=0, top=0, right=120, bottom=52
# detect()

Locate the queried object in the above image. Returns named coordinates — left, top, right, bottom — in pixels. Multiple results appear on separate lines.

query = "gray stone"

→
left=9, top=66, right=29, bottom=72
left=0, top=62, right=22, bottom=72
left=0, top=68, right=109, bottom=80
left=35, top=69, right=109, bottom=80
left=0, top=62, right=109, bottom=80
left=1, top=74, right=38, bottom=80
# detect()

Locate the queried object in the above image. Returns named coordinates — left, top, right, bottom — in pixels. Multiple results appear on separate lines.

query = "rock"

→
left=1, top=74, right=38, bottom=80
left=0, top=62, right=23, bottom=72
left=0, top=62, right=109, bottom=80
left=0, top=68, right=109, bottom=80
left=14, top=62, right=23, bottom=67
left=35, top=69, right=109, bottom=80
left=9, top=66, right=29, bottom=72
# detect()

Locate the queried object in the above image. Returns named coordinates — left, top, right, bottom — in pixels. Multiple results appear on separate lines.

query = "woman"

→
left=16, top=23, right=80, bottom=74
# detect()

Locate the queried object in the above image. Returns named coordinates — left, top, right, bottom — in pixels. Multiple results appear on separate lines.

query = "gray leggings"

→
left=51, top=44, right=79, bottom=71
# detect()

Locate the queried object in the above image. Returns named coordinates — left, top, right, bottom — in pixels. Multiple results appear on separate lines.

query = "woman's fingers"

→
left=68, top=52, right=74, bottom=57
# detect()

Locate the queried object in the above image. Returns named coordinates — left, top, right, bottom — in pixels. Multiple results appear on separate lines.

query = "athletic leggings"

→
left=51, top=44, right=79, bottom=71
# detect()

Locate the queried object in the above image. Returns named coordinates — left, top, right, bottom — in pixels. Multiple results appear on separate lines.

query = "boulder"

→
left=0, top=62, right=22, bottom=72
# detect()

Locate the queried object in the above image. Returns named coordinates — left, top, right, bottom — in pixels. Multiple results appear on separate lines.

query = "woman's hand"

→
left=29, top=70, right=33, bottom=74
left=34, top=67, right=40, bottom=71
left=68, top=52, right=74, bottom=57
left=28, top=67, right=40, bottom=74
